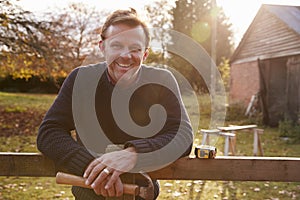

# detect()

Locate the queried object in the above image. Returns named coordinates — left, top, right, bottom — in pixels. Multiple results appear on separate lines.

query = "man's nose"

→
left=119, top=49, right=133, bottom=59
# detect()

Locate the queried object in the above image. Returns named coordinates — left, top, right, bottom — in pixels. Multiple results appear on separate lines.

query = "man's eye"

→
left=130, top=48, right=142, bottom=53
left=111, top=44, right=122, bottom=49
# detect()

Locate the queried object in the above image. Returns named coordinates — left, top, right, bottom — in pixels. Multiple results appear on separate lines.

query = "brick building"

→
left=230, top=4, right=300, bottom=126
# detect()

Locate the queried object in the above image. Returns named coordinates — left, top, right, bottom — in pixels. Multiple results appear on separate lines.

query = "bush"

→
left=0, top=75, right=65, bottom=93
left=226, top=102, right=263, bottom=125
left=279, top=119, right=300, bottom=143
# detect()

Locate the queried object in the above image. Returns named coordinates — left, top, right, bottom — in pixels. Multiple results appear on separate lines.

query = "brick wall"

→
left=229, top=60, right=260, bottom=106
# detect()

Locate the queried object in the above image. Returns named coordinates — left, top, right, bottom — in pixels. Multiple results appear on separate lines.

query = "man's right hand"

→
left=91, top=174, right=124, bottom=197
left=84, top=147, right=137, bottom=197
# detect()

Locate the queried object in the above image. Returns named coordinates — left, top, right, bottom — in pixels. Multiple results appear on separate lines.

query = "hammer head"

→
left=138, top=172, right=154, bottom=200
left=105, top=145, right=155, bottom=199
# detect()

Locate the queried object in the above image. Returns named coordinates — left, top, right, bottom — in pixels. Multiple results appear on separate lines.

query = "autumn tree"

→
left=46, top=3, right=107, bottom=68
left=0, top=0, right=77, bottom=80
left=1, top=0, right=106, bottom=83
left=0, top=0, right=55, bottom=79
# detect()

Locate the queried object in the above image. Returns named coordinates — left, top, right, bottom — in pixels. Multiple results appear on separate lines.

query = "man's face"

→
left=100, top=24, right=149, bottom=84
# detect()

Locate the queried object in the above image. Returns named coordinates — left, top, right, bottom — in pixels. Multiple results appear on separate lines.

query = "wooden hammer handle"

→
left=56, top=172, right=139, bottom=196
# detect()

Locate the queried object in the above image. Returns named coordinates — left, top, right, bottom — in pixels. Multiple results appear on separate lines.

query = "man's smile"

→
left=115, top=62, right=133, bottom=69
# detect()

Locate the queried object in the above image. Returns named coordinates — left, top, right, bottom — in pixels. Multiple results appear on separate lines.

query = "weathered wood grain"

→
left=0, top=152, right=55, bottom=177
left=1, top=153, right=300, bottom=182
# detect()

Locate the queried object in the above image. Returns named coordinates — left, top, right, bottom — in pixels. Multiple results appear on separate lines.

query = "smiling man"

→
left=37, top=8, right=193, bottom=200
left=100, top=23, right=149, bottom=85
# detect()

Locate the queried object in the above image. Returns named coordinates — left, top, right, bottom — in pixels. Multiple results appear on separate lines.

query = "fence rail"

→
left=1, top=152, right=300, bottom=182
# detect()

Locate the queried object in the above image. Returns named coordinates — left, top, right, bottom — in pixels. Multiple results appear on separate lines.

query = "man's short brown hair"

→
left=101, top=8, right=150, bottom=48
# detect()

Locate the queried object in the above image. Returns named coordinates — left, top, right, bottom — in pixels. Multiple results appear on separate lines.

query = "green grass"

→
left=158, top=180, right=300, bottom=200
left=0, top=177, right=73, bottom=200
left=0, top=91, right=300, bottom=200
left=0, top=91, right=55, bottom=112
left=0, top=135, right=37, bottom=152
left=157, top=124, right=300, bottom=200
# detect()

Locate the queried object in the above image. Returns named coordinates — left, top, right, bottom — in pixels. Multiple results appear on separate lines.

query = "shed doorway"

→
left=259, top=56, right=300, bottom=126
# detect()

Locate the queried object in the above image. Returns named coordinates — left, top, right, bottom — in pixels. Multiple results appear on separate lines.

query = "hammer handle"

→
left=56, top=172, right=139, bottom=196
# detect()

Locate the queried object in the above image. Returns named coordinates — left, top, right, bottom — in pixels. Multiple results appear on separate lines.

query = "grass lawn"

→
left=0, top=91, right=300, bottom=200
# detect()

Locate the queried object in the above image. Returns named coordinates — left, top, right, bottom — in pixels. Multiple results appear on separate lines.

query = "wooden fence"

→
left=1, top=152, right=300, bottom=199
left=1, top=152, right=300, bottom=181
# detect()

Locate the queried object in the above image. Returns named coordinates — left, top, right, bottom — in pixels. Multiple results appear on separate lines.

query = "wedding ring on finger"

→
left=103, top=168, right=110, bottom=175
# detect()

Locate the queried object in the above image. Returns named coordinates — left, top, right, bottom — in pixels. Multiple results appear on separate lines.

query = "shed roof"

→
left=267, top=4, right=300, bottom=35
left=231, top=4, right=300, bottom=64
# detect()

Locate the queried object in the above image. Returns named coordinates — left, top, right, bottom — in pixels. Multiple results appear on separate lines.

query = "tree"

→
left=144, top=0, right=174, bottom=65
left=0, top=0, right=54, bottom=79
left=170, top=0, right=234, bottom=93
left=172, top=0, right=233, bottom=64
left=46, top=3, right=107, bottom=67
left=218, top=57, right=230, bottom=91
left=0, top=1, right=106, bottom=81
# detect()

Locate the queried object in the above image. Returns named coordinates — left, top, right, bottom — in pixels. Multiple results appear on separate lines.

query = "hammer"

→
left=56, top=172, right=154, bottom=200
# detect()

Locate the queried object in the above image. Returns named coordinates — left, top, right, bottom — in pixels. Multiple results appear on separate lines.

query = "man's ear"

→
left=99, top=40, right=105, bottom=51
left=142, top=48, right=149, bottom=61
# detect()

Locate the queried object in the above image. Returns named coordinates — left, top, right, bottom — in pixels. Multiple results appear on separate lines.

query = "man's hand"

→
left=84, top=147, right=137, bottom=197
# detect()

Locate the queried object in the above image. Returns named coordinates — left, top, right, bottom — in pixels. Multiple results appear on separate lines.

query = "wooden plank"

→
left=217, top=125, right=257, bottom=131
left=0, top=152, right=56, bottom=177
left=148, top=156, right=300, bottom=182
left=199, top=129, right=219, bottom=133
left=1, top=153, right=300, bottom=182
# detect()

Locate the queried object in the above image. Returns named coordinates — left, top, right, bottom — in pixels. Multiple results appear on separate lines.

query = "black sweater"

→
left=37, top=63, right=193, bottom=199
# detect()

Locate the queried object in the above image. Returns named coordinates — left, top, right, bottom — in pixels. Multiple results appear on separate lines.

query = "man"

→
left=37, top=8, right=193, bottom=199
